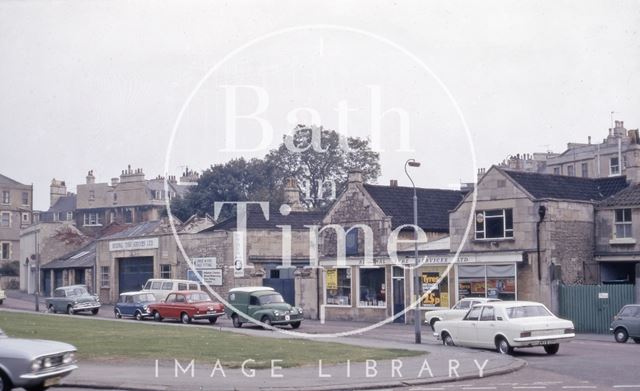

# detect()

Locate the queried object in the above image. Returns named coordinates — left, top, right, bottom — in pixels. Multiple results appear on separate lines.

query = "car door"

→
left=123, top=295, right=135, bottom=316
left=628, top=306, right=640, bottom=337
left=456, top=306, right=482, bottom=346
left=174, top=294, right=189, bottom=318
left=476, top=306, right=497, bottom=349
left=162, top=293, right=177, bottom=318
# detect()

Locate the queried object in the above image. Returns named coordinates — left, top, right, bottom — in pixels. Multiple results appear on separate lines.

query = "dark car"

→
left=148, top=291, right=225, bottom=324
left=225, top=286, right=303, bottom=329
left=610, top=304, right=640, bottom=343
left=45, top=285, right=100, bottom=315
left=114, top=291, right=157, bottom=321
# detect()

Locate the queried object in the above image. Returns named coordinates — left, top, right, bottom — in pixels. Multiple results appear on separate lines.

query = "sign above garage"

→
left=109, top=237, right=159, bottom=252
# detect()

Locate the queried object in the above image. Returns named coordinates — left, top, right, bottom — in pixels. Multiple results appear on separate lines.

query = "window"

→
left=358, top=267, right=385, bottom=307
left=453, top=300, right=471, bottom=310
left=480, top=306, right=495, bottom=321
left=1, top=191, right=9, bottom=204
left=325, top=268, right=351, bottom=306
left=165, top=293, right=176, bottom=303
left=83, top=213, right=103, bottom=226
left=506, top=305, right=552, bottom=319
left=458, top=264, right=516, bottom=300
left=21, top=213, right=29, bottom=224
left=89, top=190, right=95, bottom=201
left=615, top=209, right=632, bottom=238
left=475, top=209, right=513, bottom=239
left=124, top=209, right=134, bottom=224
left=610, top=157, right=620, bottom=175
left=160, top=264, right=172, bottom=279
left=161, top=282, right=173, bottom=290
left=464, top=306, right=482, bottom=321
left=553, top=167, right=561, bottom=175
left=175, top=294, right=186, bottom=303
left=100, top=266, right=110, bottom=288
left=567, top=165, right=575, bottom=176
left=581, top=162, right=589, bottom=178
left=189, top=283, right=199, bottom=290
left=177, top=283, right=187, bottom=290
left=66, top=212, right=73, bottom=221
left=113, top=193, right=118, bottom=202
left=618, top=306, right=638, bottom=317
left=0, top=212, right=10, bottom=227
left=0, top=243, right=10, bottom=260
left=346, top=229, right=358, bottom=256
left=151, top=281, right=162, bottom=289
left=21, top=192, right=29, bottom=205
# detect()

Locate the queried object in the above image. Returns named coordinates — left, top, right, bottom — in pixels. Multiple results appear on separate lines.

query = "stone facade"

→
left=0, top=174, right=33, bottom=269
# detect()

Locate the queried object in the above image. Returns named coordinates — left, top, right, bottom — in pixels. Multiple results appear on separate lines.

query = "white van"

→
left=142, top=279, right=201, bottom=301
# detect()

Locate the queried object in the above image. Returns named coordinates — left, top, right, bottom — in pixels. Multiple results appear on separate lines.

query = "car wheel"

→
left=67, top=305, right=75, bottom=315
left=47, top=305, right=56, bottom=314
left=430, top=319, right=439, bottom=331
left=615, top=328, right=629, bottom=343
left=181, top=312, right=191, bottom=324
left=442, top=332, right=455, bottom=346
left=114, top=309, right=122, bottom=319
left=232, top=314, right=242, bottom=328
left=91, top=308, right=99, bottom=315
left=290, top=321, right=301, bottom=329
left=633, top=338, right=640, bottom=344
left=24, top=383, right=47, bottom=391
left=496, top=337, right=513, bottom=355
left=0, top=300, right=3, bottom=305
left=135, top=311, right=143, bottom=321
left=261, top=316, right=272, bottom=329
left=208, top=317, right=218, bottom=324
left=543, top=344, right=560, bottom=355
left=153, top=311, right=163, bottom=322
left=0, top=369, right=12, bottom=391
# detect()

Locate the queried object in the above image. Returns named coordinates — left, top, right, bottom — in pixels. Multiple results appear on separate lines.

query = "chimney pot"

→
left=390, top=179, right=398, bottom=187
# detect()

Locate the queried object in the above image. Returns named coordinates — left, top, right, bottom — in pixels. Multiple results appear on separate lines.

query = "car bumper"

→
left=72, top=303, right=100, bottom=311
left=271, top=315, right=303, bottom=325
left=512, top=333, right=575, bottom=346
left=17, top=364, right=77, bottom=387
left=193, top=311, right=225, bottom=320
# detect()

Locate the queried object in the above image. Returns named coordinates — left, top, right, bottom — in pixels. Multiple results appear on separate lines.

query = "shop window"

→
left=475, top=209, right=513, bottom=240
left=610, top=157, right=620, bottom=175
left=160, top=264, right=172, bottom=279
left=615, top=209, right=632, bottom=238
left=0, top=212, right=10, bottom=227
left=100, top=266, right=110, bottom=288
left=0, top=243, right=10, bottom=260
left=421, top=270, right=449, bottom=308
left=358, top=268, right=385, bottom=307
left=325, top=268, right=351, bottom=306
left=346, top=229, right=358, bottom=256
left=458, top=264, right=516, bottom=300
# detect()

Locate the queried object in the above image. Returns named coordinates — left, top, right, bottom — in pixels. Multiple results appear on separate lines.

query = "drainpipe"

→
left=536, top=205, right=547, bottom=281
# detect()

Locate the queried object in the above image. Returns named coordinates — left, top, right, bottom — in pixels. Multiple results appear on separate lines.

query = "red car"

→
left=148, top=290, right=225, bottom=324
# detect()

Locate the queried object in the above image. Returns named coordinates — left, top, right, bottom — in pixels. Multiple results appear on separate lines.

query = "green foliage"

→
left=0, top=260, right=19, bottom=276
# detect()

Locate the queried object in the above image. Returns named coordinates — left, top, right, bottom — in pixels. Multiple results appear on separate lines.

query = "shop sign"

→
left=191, top=257, right=217, bottom=268
left=326, top=269, right=338, bottom=290
left=233, top=232, right=245, bottom=278
left=109, top=237, right=159, bottom=252
left=188, top=268, right=223, bottom=286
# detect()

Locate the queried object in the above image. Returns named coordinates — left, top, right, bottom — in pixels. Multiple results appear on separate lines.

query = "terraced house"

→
left=0, top=173, right=33, bottom=269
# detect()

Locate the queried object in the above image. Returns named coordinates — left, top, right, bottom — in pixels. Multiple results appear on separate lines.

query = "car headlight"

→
left=31, top=359, right=43, bottom=372
left=63, top=352, right=75, bottom=364
left=297, top=307, right=303, bottom=314
left=564, top=328, right=575, bottom=334
left=43, top=357, right=53, bottom=368
left=143, top=305, right=148, bottom=311
left=273, top=311, right=281, bottom=317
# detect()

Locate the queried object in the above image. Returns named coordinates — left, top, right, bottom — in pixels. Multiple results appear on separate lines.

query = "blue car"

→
left=114, top=291, right=157, bottom=321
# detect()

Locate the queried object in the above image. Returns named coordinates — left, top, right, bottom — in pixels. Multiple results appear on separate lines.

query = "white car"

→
left=425, top=298, right=501, bottom=330
left=434, top=301, right=575, bottom=355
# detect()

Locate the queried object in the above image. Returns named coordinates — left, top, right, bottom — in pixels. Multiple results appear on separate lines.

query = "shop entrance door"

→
left=392, top=267, right=405, bottom=323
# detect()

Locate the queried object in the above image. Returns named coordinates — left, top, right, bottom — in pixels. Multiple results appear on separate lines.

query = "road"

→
left=5, top=293, right=639, bottom=391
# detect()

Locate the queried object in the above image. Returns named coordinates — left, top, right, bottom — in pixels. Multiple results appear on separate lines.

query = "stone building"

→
left=319, top=171, right=465, bottom=323
left=0, top=173, right=33, bottom=269
left=449, top=166, right=628, bottom=310
left=36, top=179, right=76, bottom=224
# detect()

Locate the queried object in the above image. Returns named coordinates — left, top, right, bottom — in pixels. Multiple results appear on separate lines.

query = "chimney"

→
left=86, top=170, right=95, bottom=184
left=283, top=177, right=304, bottom=211
left=624, top=150, right=640, bottom=184
left=50, top=178, right=67, bottom=207
left=389, top=179, right=398, bottom=187
left=120, top=165, right=145, bottom=183
left=588, top=136, right=591, bottom=145
left=347, top=170, right=363, bottom=184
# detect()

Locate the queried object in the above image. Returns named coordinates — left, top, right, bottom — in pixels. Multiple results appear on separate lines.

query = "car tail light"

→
left=520, top=331, right=532, bottom=338
left=564, top=328, right=575, bottom=334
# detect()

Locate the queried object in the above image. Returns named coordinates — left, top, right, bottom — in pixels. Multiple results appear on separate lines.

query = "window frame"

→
left=581, top=162, right=589, bottom=178
left=100, top=266, right=110, bottom=288
left=610, top=157, right=620, bottom=176
left=357, top=266, right=386, bottom=308
left=83, top=212, right=103, bottom=226
left=160, top=264, right=172, bottom=279
left=1, top=191, right=9, bottom=204
left=614, top=209, right=633, bottom=239
left=0, top=212, right=11, bottom=228
left=324, top=267, right=352, bottom=307
left=0, top=242, right=10, bottom=260
left=475, top=209, right=514, bottom=240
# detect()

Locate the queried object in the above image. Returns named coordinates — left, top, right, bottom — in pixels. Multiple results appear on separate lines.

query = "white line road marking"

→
left=513, top=387, right=547, bottom=389
left=561, top=387, right=597, bottom=389
left=462, top=388, right=497, bottom=390
left=613, top=386, right=640, bottom=389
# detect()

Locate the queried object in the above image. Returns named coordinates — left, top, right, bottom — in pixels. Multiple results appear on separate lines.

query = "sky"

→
left=1, top=0, right=639, bottom=211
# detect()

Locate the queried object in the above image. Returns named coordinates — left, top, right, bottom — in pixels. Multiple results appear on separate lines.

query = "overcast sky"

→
left=1, top=0, right=639, bottom=210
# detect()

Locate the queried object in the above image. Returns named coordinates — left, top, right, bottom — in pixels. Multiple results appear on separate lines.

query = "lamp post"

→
left=404, top=158, right=421, bottom=344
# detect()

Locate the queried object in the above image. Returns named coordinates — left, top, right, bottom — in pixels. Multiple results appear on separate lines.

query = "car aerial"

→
left=45, top=285, right=100, bottom=315
left=114, top=291, right=157, bottom=321
left=425, top=297, right=501, bottom=330
left=148, top=290, right=224, bottom=324
left=0, top=289, right=5, bottom=305
left=0, top=328, right=77, bottom=391
left=225, top=286, right=303, bottom=329
left=434, top=301, right=575, bottom=355
left=610, top=304, right=640, bottom=343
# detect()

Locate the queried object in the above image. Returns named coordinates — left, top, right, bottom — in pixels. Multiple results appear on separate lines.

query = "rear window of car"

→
left=456, top=300, right=471, bottom=309
left=507, top=305, right=553, bottom=319
left=188, top=292, right=211, bottom=303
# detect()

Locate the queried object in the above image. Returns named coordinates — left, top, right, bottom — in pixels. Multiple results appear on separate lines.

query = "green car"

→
left=225, top=287, right=303, bottom=329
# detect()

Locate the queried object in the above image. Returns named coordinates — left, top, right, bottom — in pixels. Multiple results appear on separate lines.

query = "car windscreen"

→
left=72, top=287, right=89, bottom=296
left=506, top=305, right=553, bottom=319
left=187, top=292, right=211, bottom=303
left=259, top=294, right=285, bottom=305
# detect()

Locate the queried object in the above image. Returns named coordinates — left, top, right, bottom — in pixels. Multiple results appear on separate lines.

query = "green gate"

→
left=559, top=284, right=635, bottom=334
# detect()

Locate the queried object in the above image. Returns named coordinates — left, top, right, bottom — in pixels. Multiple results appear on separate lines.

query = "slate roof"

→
left=502, top=169, right=629, bottom=202
left=599, top=183, right=640, bottom=207
left=363, top=184, right=465, bottom=232
left=0, top=173, right=23, bottom=186
left=48, top=194, right=77, bottom=213
left=208, top=204, right=325, bottom=231
left=42, top=242, right=96, bottom=270
left=100, top=220, right=164, bottom=240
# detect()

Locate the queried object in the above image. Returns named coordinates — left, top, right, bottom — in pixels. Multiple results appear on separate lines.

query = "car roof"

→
left=147, top=279, right=196, bottom=284
left=168, top=290, right=206, bottom=295
left=229, top=286, right=275, bottom=293
left=58, top=285, right=87, bottom=290
left=462, top=298, right=500, bottom=302
left=481, top=301, right=544, bottom=308
left=120, top=291, right=153, bottom=296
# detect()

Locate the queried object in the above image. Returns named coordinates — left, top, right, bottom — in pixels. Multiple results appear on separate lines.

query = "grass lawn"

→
left=0, top=311, right=421, bottom=368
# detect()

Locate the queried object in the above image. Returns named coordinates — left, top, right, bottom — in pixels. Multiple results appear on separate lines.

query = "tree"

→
left=169, top=125, right=380, bottom=219
left=265, top=125, right=380, bottom=208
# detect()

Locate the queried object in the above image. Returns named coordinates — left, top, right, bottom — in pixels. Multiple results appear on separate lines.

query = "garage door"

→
left=118, top=257, right=153, bottom=293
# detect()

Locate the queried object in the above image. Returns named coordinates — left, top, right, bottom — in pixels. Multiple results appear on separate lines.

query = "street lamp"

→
left=404, top=158, right=421, bottom=344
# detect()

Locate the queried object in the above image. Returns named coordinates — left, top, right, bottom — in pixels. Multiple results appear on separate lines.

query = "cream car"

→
left=0, top=289, right=5, bottom=305
left=424, top=298, right=500, bottom=330
left=434, top=301, right=575, bottom=355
